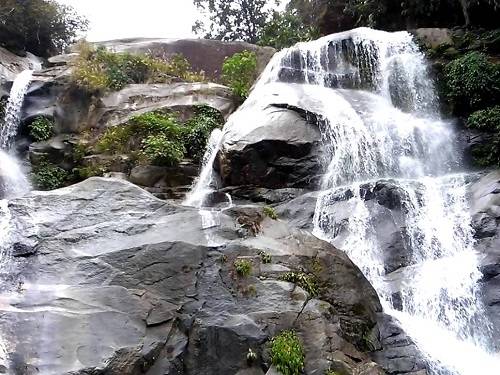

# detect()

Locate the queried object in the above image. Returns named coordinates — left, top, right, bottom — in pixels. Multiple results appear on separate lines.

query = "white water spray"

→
left=189, top=28, right=500, bottom=374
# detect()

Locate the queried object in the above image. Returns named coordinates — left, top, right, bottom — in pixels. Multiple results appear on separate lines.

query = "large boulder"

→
left=217, top=105, right=324, bottom=189
left=94, top=38, right=275, bottom=80
left=0, top=177, right=393, bottom=374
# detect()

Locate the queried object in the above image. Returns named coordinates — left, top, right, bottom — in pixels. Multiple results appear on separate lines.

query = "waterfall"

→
left=1, top=70, right=33, bottom=150
left=188, top=27, right=500, bottom=374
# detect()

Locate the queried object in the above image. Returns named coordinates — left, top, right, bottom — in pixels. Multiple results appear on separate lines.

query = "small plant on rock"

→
left=325, top=370, right=341, bottom=375
left=222, top=50, right=258, bottom=100
left=258, top=250, right=272, bottom=264
left=263, top=206, right=278, bottom=220
left=269, top=330, right=305, bottom=375
left=31, top=161, right=68, bottom=190
left=29, top=117, right=54, bottom=142
left=234, top=259, right=253, bottom=277
left=280, top=271, right=318, bottom=297
left=246, top=348, right=257, bottom=365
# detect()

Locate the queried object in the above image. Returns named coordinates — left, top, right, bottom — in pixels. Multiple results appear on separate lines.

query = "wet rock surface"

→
left=1, top=177, right=395, bottom=375
left=470, top=171, right=500, bottom=341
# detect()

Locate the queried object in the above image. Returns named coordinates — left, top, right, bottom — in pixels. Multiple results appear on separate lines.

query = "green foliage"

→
left=193, top=0, right=270, bottom=43
left=0, top=0, right=88, bottom=56
left=263, top=206, right=278, bottom=220
left=29, top=117, right=54, bottom=142
left=72, top=43, right=205, bottom=92
left=184, top=106, right=224, bottom=162
left=74, top=164, right=108, bottom=179
left=31, top=161, right=68, bottom=190
left=142, top=134, right=185, bottom=167
left=93, top=108, right=223, bottom=168
left=325, top=371, right=341, bottom=375
left=280, top=271, right=318, bottom=296
left=259, top=251, right=272, bottom=264
left=222, top=51, right=258, bottom=99
left=269, top=330, right=305, bottom=375
left=95, top=125, right=135, bottom=154
left=258, top=9, right=319, bottom=49
left=234, top=259, right=253, bottom=277
left=444, top=52, right=500, bottom=112
left=467, top=106, right=500, bottom=133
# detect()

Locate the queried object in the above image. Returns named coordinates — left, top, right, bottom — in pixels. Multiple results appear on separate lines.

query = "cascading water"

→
left=189, top=28, right=500, bottom=374
left=0, top=69, right=33, bottom=370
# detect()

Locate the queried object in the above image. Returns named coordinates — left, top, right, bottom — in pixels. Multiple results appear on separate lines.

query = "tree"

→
left=258, top=9, right=319, bottom=50
left=0, top=0, right=88, bottom=57
left=193, top=0, right=277, bottom=43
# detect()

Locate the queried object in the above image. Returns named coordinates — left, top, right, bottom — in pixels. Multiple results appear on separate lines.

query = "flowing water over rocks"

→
left=190, top=28, right=500, bottom=374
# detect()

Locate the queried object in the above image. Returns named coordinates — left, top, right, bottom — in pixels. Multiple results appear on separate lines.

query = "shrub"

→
left=74, top=164, right=108, bottom=179
left=470, top=137, right=500, bottom=168
left=444, top=52, right=500, bottom=112
left=72, top=44, right=205, bottom=92
left=263, top=206, right=278, bottom=220
left=467, top=106, right=500, bottom=133
left=29, top=117, right=54, bottom=142
left=183, top=105, right=224, bottom=162
left=269, top=330, right=305, bottom=375
left=141, top=134, right=185, bottom=167
left=95, top=125, right=135, bottom=154
left=222, top=51, right=258, bottom=99
left=259, top=251, right=272, bottom=264
left=31, top=161, right=68, bottom=190
left=234, top=259, right=253, bottom=277
left=280, top=271, right=318, bottom=296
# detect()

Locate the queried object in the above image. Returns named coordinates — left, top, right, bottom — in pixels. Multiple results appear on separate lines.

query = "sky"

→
left=55, top=0, right=200, bottom=41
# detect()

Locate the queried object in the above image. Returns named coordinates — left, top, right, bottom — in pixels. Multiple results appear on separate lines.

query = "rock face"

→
left=470, top=171, right=500, bottom=344
left=0, top=46, right=41, bottom=88
left=0, top=177, right=392, bottom=374
left=94, top=38, right=275, bottom=80
left=23, top=68, right=236, bottom=133
left=217, top=106, right=324, bottom=189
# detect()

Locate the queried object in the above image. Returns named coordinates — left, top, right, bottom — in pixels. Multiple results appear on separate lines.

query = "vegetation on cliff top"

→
left=71, top=42, right=206, bottom=92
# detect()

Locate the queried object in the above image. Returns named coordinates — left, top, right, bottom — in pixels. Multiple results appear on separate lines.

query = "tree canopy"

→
left=193, top=0, right=273, bottom=44
left=0, top=0, right=88, bottom=57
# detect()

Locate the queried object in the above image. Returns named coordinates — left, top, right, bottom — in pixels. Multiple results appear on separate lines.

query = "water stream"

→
left=187, top=28, right=500, bottom=374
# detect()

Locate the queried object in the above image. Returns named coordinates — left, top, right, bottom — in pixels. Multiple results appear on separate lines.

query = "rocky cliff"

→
left=1, top=31, right=499, bottom=375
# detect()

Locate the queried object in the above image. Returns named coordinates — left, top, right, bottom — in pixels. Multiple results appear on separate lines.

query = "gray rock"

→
left=411, top=28, right=453, bottom=49
left=217, top=106, right=324, bottom=189
left=0, top=46, right=41, bottom=85
left=0, top=178, right=392, bottom=374
left=469, top=170, right=500, bottom=344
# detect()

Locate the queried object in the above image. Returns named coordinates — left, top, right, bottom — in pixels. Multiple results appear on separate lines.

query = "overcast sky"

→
left=55, top=0, right=200, bottom=41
